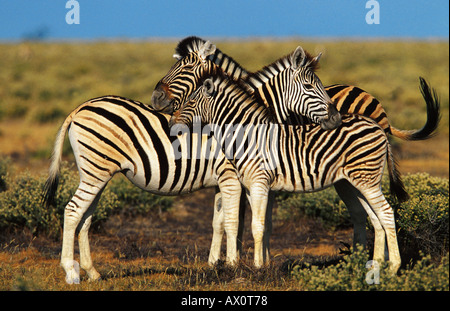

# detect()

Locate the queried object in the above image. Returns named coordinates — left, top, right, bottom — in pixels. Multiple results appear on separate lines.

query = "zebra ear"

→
left=173, top=53, right=182, bottom=60
left=313, top=52, right=323, bottom=63
left=291, top=46, right=306, bottom=70
left=198, top=41, right=216, bottom=60
left=202, top=78, right=215, bottom=97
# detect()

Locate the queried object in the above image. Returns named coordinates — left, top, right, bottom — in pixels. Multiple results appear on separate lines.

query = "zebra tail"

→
left=386, top=141, right=409, bottom=203
left=390, top=77, right=441, bottom=141
left=42, top=112, right=74, bottom=208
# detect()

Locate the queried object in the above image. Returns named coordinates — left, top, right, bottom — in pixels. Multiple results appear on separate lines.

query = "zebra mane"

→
left=174, top=36, right=249, bottom=80
left=246, top=48, right=319, bottom=86
left=204, top=71, right=276, bottom=121
left=174, top=36, right=206, bottom=58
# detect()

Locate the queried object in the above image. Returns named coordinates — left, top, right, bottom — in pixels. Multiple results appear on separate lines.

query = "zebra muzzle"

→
left=151, top=83, right=172, bottom=111
left=321, top=104, right=342, bottom=130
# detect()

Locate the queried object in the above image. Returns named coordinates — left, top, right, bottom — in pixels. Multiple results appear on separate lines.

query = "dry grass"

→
left=0, top=189, right=347, bottom=291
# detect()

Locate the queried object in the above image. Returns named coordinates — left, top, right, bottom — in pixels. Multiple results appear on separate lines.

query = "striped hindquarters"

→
left=325, top=80, right=440, bottom=141
left=326, top=84, right=390, bottom=133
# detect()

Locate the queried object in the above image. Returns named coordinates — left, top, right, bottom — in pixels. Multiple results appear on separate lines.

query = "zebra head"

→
left=285, top=46, right=341, bottom=130
left=169, top=74, right=271, bottom=128
left=152, top=38, right=217, bottom=113
left=169, top=77, right=214, bottom=129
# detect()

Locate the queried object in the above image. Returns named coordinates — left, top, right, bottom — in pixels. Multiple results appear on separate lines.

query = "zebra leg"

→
left=247, top=183, right=270, bottom=268
left=61, top=204, right=81, bottom=285
left=246, top=188, right=272, bottom=266
left=334, top=180, right=367, bottom=248
left=355, top=193, right=386, bottom=265
left=263, top=191, right=275, bottom=264
left=78, top=187, right=105, bottom=281
left=237, top=188, right=247, bottom=260
left=209, top=187, right=224, bottom=265
left=218, top=180, right=242, bottom=266
left=61, top=178, right=110, bottom=284
left=360, top=188, right=401, bottom=273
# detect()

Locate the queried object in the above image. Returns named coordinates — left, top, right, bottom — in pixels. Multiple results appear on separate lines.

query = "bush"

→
left=275, top=187, right=350, bottom=229
left=384, top=173, right=449, bottom=259
left=292, top=246, right=449, bottom=291
left=0, top=162, right=118, bottom=238
left=0, top=159, right=175, bottom=238
left=276, top=173, right=449, bottom=258
left=0, top=157, right=10, bottom=192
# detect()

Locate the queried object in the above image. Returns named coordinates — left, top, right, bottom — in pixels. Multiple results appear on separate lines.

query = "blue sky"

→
left=0, top=0, right=448, bottom=41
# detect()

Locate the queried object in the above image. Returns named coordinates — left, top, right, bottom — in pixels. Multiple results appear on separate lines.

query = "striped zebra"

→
left=153, top=39, right=348, bottom=262
left=42, top=95, right=250, bottom=284
left=151, top=36, right=440, bottom=260
left=153, top=36, right=440, bottom=140
left=170, top=72, right=408, bottom=272
left=153, top=38, right=342, bottom=130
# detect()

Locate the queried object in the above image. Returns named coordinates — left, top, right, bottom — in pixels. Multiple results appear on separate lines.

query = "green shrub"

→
left=384, top=173, right=449, bottom=259
left=276, top=173, right=449, bottom=258
left=292, top=246, right=449, bottom=291
left=0, top=160, right=174, bottom=238
left=0, top=163, right=118, bottom=238
left=275, top=187, right=350, bottom=229
left=0, top=157, right=10, bottom=192
left=108, top=175, right=174, bottom=217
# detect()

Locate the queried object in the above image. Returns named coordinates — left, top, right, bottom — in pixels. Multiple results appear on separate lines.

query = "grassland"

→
left=0, top=39, right=448, bottom=291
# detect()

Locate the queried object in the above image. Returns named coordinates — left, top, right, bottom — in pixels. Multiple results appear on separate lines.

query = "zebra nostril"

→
left=151, top=90, right=166, bottom=108
left=157, top=91, right=165, bottom=100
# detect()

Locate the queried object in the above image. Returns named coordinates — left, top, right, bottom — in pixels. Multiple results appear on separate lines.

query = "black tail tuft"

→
left=42, top=175, right=59, bottom=208
left=389, top=155, right=409, bottom=203
left=411, top=77, right=441, bottom=140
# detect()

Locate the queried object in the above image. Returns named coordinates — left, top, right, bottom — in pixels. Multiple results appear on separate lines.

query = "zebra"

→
left=170, top=72, right=408, bottom=272
left=153, top=40, right=349, bottom=263
left=152, top=36, right=439, bottom=141
left=42, top=95, right=252, bottom=283
left=152, top=38, right=342, bottom=130
left=151, top=36, right=440, bottom=261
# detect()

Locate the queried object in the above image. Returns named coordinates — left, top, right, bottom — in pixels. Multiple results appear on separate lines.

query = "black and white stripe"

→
left=152, top=36, right=439, bottom=255
left=43, top=95, right=243, bottom=284
left=154, top=36, right=439, bottom=139
left=171, top=73, right=406, bottom=271
left=152, top=37, right=341, bottom=130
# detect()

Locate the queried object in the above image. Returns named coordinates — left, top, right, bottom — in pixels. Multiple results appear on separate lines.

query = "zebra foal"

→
left=170, top=73, right=408, bottom=272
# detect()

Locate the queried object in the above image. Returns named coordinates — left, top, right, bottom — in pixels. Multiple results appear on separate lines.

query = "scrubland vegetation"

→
left=0, top=40, right=448, bottom=291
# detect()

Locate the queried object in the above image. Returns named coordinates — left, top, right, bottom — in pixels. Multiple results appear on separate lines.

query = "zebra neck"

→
left=248, top=75, right=291, bottom=124
left=249, top=78, right=314, bottom=126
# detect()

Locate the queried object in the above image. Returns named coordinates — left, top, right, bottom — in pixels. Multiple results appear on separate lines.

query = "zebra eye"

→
left=304, top=83, right=314, bottom=91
